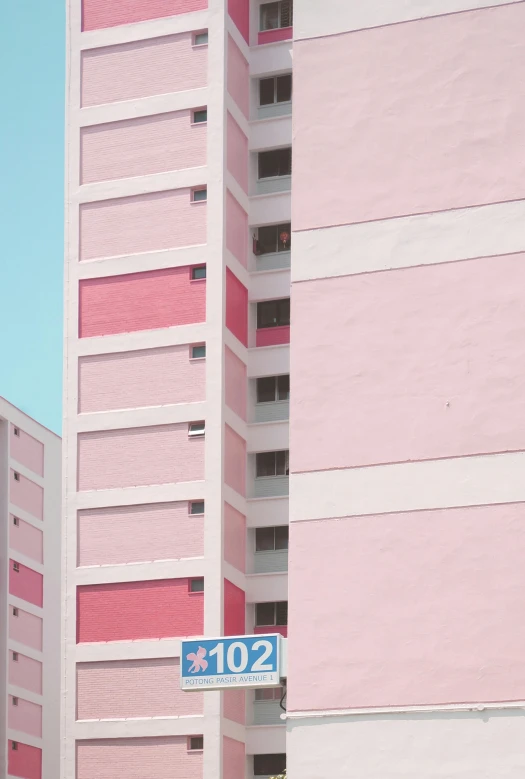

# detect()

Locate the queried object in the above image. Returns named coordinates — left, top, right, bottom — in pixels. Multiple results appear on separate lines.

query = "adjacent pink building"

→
left=0, top=397, right=61, bottom=779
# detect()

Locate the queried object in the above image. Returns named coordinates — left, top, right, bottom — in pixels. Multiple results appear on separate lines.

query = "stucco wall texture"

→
left=76, top=737, right=203, bottom=779
left=82, top=0, right=207, bottom=31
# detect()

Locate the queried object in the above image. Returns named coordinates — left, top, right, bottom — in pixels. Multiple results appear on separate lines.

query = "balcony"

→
left=255, top=148, right=291, bottom=196
left=258, top=0, right=293, bottom=46
left=255, top=299, right=290, bottom=348
left=253, top=688, right=285, bottom=725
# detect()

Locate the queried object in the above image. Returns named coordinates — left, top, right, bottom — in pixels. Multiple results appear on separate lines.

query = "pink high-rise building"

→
left=0, top=397, right=61, bottom=779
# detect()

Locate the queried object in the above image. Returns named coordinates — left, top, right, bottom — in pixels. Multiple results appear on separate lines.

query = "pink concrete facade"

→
left=10, top=516, right=44, bottom=563
left=224, top=579, right=245, bottom=636
left=227, top=36, right=249, bottom=118
left=225, top=346, right=247, bottom=420
left=9, top=652, right=43, bottom=695
left=9, top=607, right=43, bottom=651
left=224, top=425, right=246, bottom=497
left=226, top=113, right=248, bottom=193
left=8, top=697, right=43, bottom=738
left=258, top=27, right=292, bottom=45
left=228, top=0, right=249, bottom=42
left=256, top=325, right=290, bottom=348
left=226, top=190, right=248, bottom=267
left=76, top=737, right=202, bottom=779
left=10, top=424, right=44, bottom=476
left=223, top=689, right=245, bottom=724
left=222, top=737, right=245, bottom=779
left=10, top=470, right=43, bottom=520
left=224, top=503, right=246, bottom=573
left=9, top=560, right=43, bottom=608
left=225, top=268, right=248, bottom=346
left=8, top=741, right=42, bottom=779
left=82, top=0, right=208, bottom=32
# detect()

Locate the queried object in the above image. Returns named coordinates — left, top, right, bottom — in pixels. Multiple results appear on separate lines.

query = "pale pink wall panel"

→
left=226, top=190, right=248, bottom=267
left=10, top=471, right=43, bottom=520
left=224, top=579, right=245, bottom=636
left=78, top=424, right=204, bottom=491
left=8, top=742, right=41, bottom=779
left=224, top=425, right=246, bottom=498
left=77, top=737, right=203, bottom=779
left=78, top=502, right=204, bottom=566
left=8, top=697, right=42, bottom=738
left=227, top=36, right=249, bottom=118
left=9, top=560, right=43, bottom=608
left=223, top=689, right=245, bottom=724
left=223, top=737, right=245, bottom=779
left=224, top=503, right=246, bottom=573
left=10, top=517, right=43, bottom=564
left=9, top=607, right=42, bottom=651
left=228, top=0, right=249, bottom=42
left=288, top=503, right=525, bottom=711
left=80, top=189, right=206, bottom=261
left=256, top=325, right=290, bottom=348
left=10, top=425, right=44, bottom=477
left=226, top=113, right=248, bottom=193
left=77, top=659, right=203, bottom=719
left=9, top=653, right=42, bottom=695
left=81, top=34, right=207, bottom=107
left=81, top=111, right=206, bottom=184
left=225, top=268, right=248, bottom=346
left=83, top=0, right=207, bottom=31
left=79, top=345, right=205, bottom=412
left=292, top=254, right=525, bottom=473
left=293, top=2, right=525, bottom=230
left=225, top=346, right=247, bottom=420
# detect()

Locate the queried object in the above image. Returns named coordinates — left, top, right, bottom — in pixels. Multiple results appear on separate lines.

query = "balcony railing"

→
left=253, top=549, right=288, bottom=574
left=252, top=475, right=289, bottom=498
left=254, top=250, right=291, bottom=273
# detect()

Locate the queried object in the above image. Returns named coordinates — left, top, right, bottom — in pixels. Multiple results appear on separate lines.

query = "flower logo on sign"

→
left=187, top=646, right=208, bottom=673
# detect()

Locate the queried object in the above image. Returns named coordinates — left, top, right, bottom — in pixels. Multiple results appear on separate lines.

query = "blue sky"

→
left=0, top=1, right=65, bottom=435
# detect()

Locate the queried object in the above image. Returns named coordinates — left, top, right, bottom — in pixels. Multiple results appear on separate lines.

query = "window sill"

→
left=189, top=356, right=206, bottom=362
left=257, top=101, right=292, bottom=111
left=257, top=175, right=291, bottom=184
left=191, top=121, right=207, bottom=127
left=189, top=278, right=207, bottom=283
left=190, top=199, right=207, bottom=205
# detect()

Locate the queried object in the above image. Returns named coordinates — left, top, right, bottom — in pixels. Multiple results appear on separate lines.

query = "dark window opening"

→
left=191, top=266, right=206, bottom=280
left=193, top=109, right=207, bottom=124
left=190, top=578, right=204, bottom=593
left=258, top=148, right=291, bottom=179
left=259, top=74, right=292, bottom=106
left=256, top=450, right=289, bottom=478
left=255, top=223, right=291, bottom=255
left=257, top=299, right=290, bottom=329
left=255, top=601, right=288, bottom=626
left=254, top=754, right=286, bottom=776
left=190, top=501, right=205, bottom=515
left=255, top=525, right=289, bottom=552
left=260, top=0, right=293, bottom=30
left=189, top=736, right=204, bottom=750
left=256, top=375, right=290, bottom=403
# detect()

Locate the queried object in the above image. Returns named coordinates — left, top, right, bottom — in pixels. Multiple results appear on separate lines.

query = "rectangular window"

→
left=255, top=526, right=289, bottom=552
left=260, top=0, right=293, bottom=30
left=12, top=697, right=18, bottom=706
left=14, top=426, right=20, bottom=437
left=191, top=265, right=206, bottom=280
left=259, top=74, right=292, bottom=106
left=12, top=607, right=19, bottom=617
left=12, top=652, right=18, bottom=662
left=255, top=450, right=289, bottom=478
left=11, top=742, right=18, bottom=751
left=13, top=562, right=19, bottom=573
left=255, top=223, right=291, bottom=255
left=254, top=754, right=286, bottom=776
left=257, top=299, right=290, bottom=329
left=256, top=375, right=290, bottom=403
left=255, top=601, right=288, bottom=626
left=188, top=422, right=205, bottom=437
left=190, top=578, right=204, bottom=593
left=13, top=472, right=20, bottom=482
left=192, top=187, right=207, bottom=202
left=189, top=736, right=204, bottom=750
left=13, top=516, right=19, bottom=527
left=191, top=344, right=206, bottom=359
left=255, top=686, right=282, bottom=701
left=192, top=108, right=207, bottom=124
left=258, top=148, right=291, bottom=179
left=190, top=500, right=205, bottom=515
left=193, top=31, right=208, bottom=46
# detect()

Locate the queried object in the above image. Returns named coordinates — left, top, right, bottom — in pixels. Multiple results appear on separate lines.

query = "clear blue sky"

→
left=0, top=1, right=64, bottom=435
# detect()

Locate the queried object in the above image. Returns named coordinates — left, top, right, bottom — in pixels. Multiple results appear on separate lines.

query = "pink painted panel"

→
left=227, top=36, right=249, bottom=118
left=78, top=424, right=204, bottom=491
left=223, top=689, right=245, bottom=724
left=292, top=254, right=525, bottom=473
left=226, top=190, right=248, bottom=267
left=8, top=741, right=41, bottom=779
left=288, top=503, right=525, bottom=711
left=228, top=0, right=249, bottom=42
left=81, top=111, right=206, bottom=184
left=293, top=3, right=525, bottom=231
left=82, top=0, right=207, bottom=31
left=79, top=345, right=205, bottom=412
left=9, top=607, right=42, bottom=651
left=10, top=471, right=43, bottom=521
left=80, top=189, right=206, bottom=261
left=224, top=425, right=246, bottom=498
left=77, top=737, right=202, bottom=779
left=10, top=517, right=43, bottom=564
left=226, top=113, right=248, bottom=193
left=223, top=737, right=245, bottom=779
left=77, top=658, right=203, bottom=719
left=9, top=560, right=43, bottom=608
left=79, top=267, right=206, bottom=338
left=224, top=503, right=246, bottom=573
left=258, top=27, right=292, bottom=45
left=9, top=652, right=42, bottom=695
left=224, top=579, right=245, bottom=636
left=8, top=696, right=42, bottom=738
left=77, top=579, right=204, bottom=643
left=81, top=34, right=207, bottom=108
left=225, top=268, right=248, bottom=346
left=10, top=426, right=44, bottom=477
left=256, top=325, right=290, bottom=347
left=78, top=502, right=204, bottom=566
left=254, top=625, right=287, bottom=638
left=225, top=347, right=247, bottom=420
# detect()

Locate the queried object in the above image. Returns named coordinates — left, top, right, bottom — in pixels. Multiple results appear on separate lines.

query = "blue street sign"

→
left=180, top=634, right=281, bottom=690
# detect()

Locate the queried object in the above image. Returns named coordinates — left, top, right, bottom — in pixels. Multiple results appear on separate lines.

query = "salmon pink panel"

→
left=10, top=517, right=43, bottom=564
left=224, top=425, right=246, bottom=498
left=78, top=424, right=204, bottom=491
left=224, top=579, right=245, bottom=636
left=10, top=425, right=44, bottom=477
left=79, top=267, right=205, bottom=338
left=227, top=36, right=249, bottom=117
left=9, top=652, right=42, bottom=695
left=78, top=502, right=204, bottom=567
left=225, top=268, right=248, bottom=346
left=225, top=347, right=247, bottom=420
left=226, top=113, right=248, bottom=193
left=223, top=689, right=245, bottom=724
left=77, top=579, right=204, bottom=642
left=80, top=190, right=206, bottom=261
left=224, top=503, right=246, bottom=573
left=8, top=741, right=41, bottom=779
left=81, top=34, right=207, bottom=108
left=9, top=560, right=43, bottom=608
left=82, top=0, right=207, bottom=31
left=77, top=737, right=203, bottom=779
left=254, top=625, right=287, bottom=637
left=258, top=27, right=292, bottom=45
left=9, top=607, right=42, bottom=651
left=8, top=696, right=42, bottom=738
left=226, top=190, right=248, bottom=267
left=256, top=325, right=290, bottom=347
left=10, top=471, right=43, bottom=520
left=293, top=2, right=525, bottom=231
left=228, top=0, right=249, bottom=42
left=223, top=737, right=245, bottom=779
left=77, top=658, right=203, bottom=719
left=79, top=345, right=205, bottom=412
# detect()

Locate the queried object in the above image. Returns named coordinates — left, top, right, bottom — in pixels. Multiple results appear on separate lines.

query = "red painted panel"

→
left=228, top=0, right=249, bottom=42
left=225, top=268, right=248, bottom=346
left=258, top=27, right=292, bottom=45
left=9, top=560, right=43, bottom=608
left=8, top=741, right=42, bottom=779
left=256, top=325, right=290, bottom=348
left=254, top=625, right=288, bottom=638
left=79, top=267, right=206, bottom=338
left=82, top=0, right=208, bottom=31
left=224, top=580, right=245, bottom=636
left=77, top=579, right=203, bottom=643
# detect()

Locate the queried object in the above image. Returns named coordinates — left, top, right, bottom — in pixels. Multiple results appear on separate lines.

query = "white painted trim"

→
left=226, top=172, right=250, bottom=213
left=223, top=562, right=246, bottom=592
left=76, top=639, right=183, bottom=663
left=80, top=10, right=209, bottom=50
left=75, top=715, right=204, bottom=739
left=78, top=88, right=209, bottom=127
left=8, top=599, right=43, bottom=621
left=75, top=402, right=206, bottom=433
left=76, top=245, right=209, bottom=280
left=76, top=167, right=207, bottom=204
left=8, top=505, right=44, bottom=531
left=6, top=730, right=42, bottom=749
left=225, top=18, right=249, bottom=60
left=7, top=461, right=44, bottom=488
left=0, top=398, right=60, bottom=442
left=249, top=190, right=291, bottom=227
left=223, top=486, right=247, bottom=517
left=76, top=324, right=207, bottom=357
left=226, top=96, right=249, bottom=138
left=75, top=481, right=205, bottom=511
left=7, top=550, right=44, bottom=576
left=222, top=718, right=246, bottom=743
left=7, top=686, right=43, bottom=707
left=75, top=558, right=206, bottom=585
left=7, top=639, right=43, bottom=663
left=286, top=698, right=525, bottom=721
